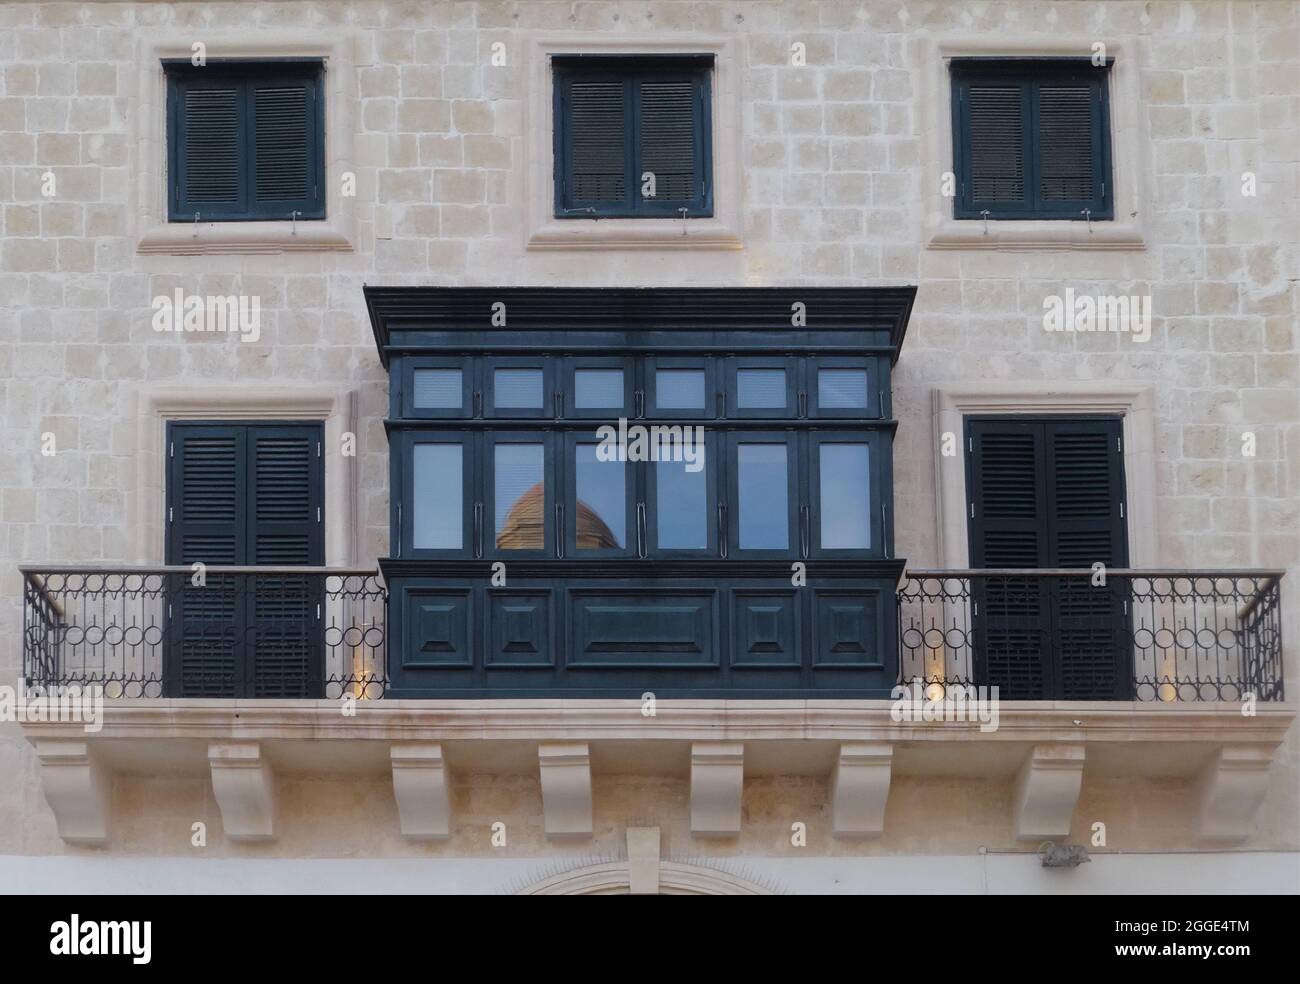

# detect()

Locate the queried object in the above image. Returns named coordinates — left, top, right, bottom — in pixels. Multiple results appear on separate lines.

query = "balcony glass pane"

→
left=413, top=368, right=462, bottom=409
left=818, top=369, right=869, bottom=410
left=412, top=443, right=462, bottom=549
left=494, top=368, right=544, bottom=409
left=737, top=443, right=788, bottom=549
left=820, top=443, right=871, bottom=548
left=495, top=443, right=545, bottom=549
left=737, top=369, right=786, bottom=409
left=657, top=458, right=707, bottom=549
left=656, top=369, right=705, bottom=410
left=575, top=443, right=625, bottom=548
left=575, top=369, right=625, bottom=409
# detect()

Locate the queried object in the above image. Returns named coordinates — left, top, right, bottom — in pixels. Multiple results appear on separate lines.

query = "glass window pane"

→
left=413, top=369, right=462, bottom=409
left=656, top=369, right=705, bottom=410
left=820, top=444, right=871, bottom=548
left=818, top=369, right=869, bottom=410
left=575, top=444, right=625, bottom=548
left=737, top=369, right=786, bottom=409
left=412, top=444, right=462, bottom=549
left=574, top=369, right=625, bottom=409
left=494, top=368, right=544, bottom=409
left=495, top=443, right=545, bottom=549
left=657, top=458, right=707, bottom=549
left=737, top=443, right=788, bottom=549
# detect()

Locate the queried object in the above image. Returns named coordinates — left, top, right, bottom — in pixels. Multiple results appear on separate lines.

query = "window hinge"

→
left=168, top=506, right=173, bottom=522
left=878, top=392, right=885, bottom=418
left=316, top=603, right=321, bottom=620
left=970, top=503, right=975, bottom=519
left=1116, top=435, right=1122, bottom=453
left=1119, top=502, right=1124, bottom=519
left=397, top=503, right=402, bottom=557
left=317, top=506, right=322, bottom=523
left=169, top=441, right=174, bottom=458
left=317, top=442, right=322, bottom=457
left=968, top=437, right=973, bottom=453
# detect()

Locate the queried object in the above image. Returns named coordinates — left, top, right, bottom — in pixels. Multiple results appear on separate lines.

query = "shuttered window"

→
left=553, top=55, right=713, bottom=218
left=166, top=60, right=326, bottom=222
left=965, top=416, right=1129, bottom=700
left=166, top=422, right=324, bottom=698
left=951, top=59, right=1112, bottom=220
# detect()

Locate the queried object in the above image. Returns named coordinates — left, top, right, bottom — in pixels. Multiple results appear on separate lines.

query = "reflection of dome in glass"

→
left=497, top=483, right=619, bottom=549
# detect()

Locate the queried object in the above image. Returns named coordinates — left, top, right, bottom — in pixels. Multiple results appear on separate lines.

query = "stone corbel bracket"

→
left=538, top=742, right=593, bottom=839
left=208, top=741, right=276, bottom=842
left=831, top=742, right=894, bottom=837
left=391, top=742, right=451, bottom=840
left=1196, top=745, right=1276, bottom=845
left=33, top=739, right=110, bottom=846
left=691, top=741, right=745, bottom=837
left=1013, top=743, right=1086, bottom=841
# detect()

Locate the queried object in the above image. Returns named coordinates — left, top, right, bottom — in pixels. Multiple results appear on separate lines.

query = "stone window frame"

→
left=130, top=386, right=360, bottom=566
left=133, top=33, right=357, bottom=255
left=918, top=36, right=1149, bottom=251
left=932, top=382, right=1158, bottom=569
left=523, top=34, right=744, bottom=251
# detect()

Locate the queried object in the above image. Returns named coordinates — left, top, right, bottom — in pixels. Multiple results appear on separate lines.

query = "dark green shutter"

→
left=166, top=423, right=323, bottom=697
left=179, top=86, right=244, bottom=212
left=554, top=58, right=712, bottom=218
left=953, top=60, right=1112, bottom=220
left=637, top=78, right=697, bottom=203
left=967, top=417, right=1129, bottom=699
left=251, top=78, right=319, bottom=212
left=1036, top=81, right=1099, bottom=205
left=964, top=81, right=1030, bottom=209
left=168, top=63, right=324, bottom=221
left=565, top=79, right=628, bottom=206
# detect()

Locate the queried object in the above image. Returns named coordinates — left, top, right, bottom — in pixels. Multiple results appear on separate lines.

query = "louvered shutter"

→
left=637, top=77, right=698, bottom=204
left=168, top=63, right=324, bottom=221
left=953, top=60, right=1112, bottom=220
left=166, top=423, right=323, bottom=698
left=1045, top=419, right=1129, bottom=699
left=1035, top=80, right=1102, bottom=207
left=554, top=59, right=712, bottom=217
left=167, top=426, right=246, bottom=697
left=967, top=420, right=1050, bottom=699
left=250, top=77, right=321, bottom=216
left=967, top=417, right=1129, bottom=699
left=176, top=85, right=244, bottom=215
left=962, top=80, right=1030, bottom=210
left=565, top=78, right=628, bottom=207
left=248, top=428, right=323, bottom=697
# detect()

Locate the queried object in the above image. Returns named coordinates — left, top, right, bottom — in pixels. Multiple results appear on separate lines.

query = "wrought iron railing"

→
left=897, top=570, right=1284, bottom=702
left=20, top=567, right=387, bottom=699
left=19, top=566, right=1284, bottom=703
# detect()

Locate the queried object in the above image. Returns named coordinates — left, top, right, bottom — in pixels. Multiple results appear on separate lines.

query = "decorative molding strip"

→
left=390, top=743, right=451, bottom=841
left=1013, top=743, right=1086, bottom=841
left=538, top=742, right=593, bottom=839
left=691, top=741, right=744, bottom=837
left=831, top=742, right=894, bottom=838
left=33, top=739, right=110, bottom=846
left=208, top=742, right=276, bottom=842
left=20, top=699, right=1296, bottom=746
left=1196, top=745, right=1275, bottom=845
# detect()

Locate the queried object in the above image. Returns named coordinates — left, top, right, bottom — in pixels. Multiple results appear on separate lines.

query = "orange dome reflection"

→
left=497, top=482, right=620, bottom=550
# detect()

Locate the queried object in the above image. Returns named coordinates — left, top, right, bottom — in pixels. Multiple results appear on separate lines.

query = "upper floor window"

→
left=951, top=59, right=1112, bottom=221
left=552, top=54, right=713, bottom=219
left=165, top=59, right=326, bottom=222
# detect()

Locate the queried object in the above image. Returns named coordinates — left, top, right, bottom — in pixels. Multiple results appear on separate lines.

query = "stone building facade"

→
left=1, top=0, right=1296, bottom=893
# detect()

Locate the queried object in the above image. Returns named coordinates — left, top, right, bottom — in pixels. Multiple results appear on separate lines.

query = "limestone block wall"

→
left=0, top=1, right=1295, bottom=860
